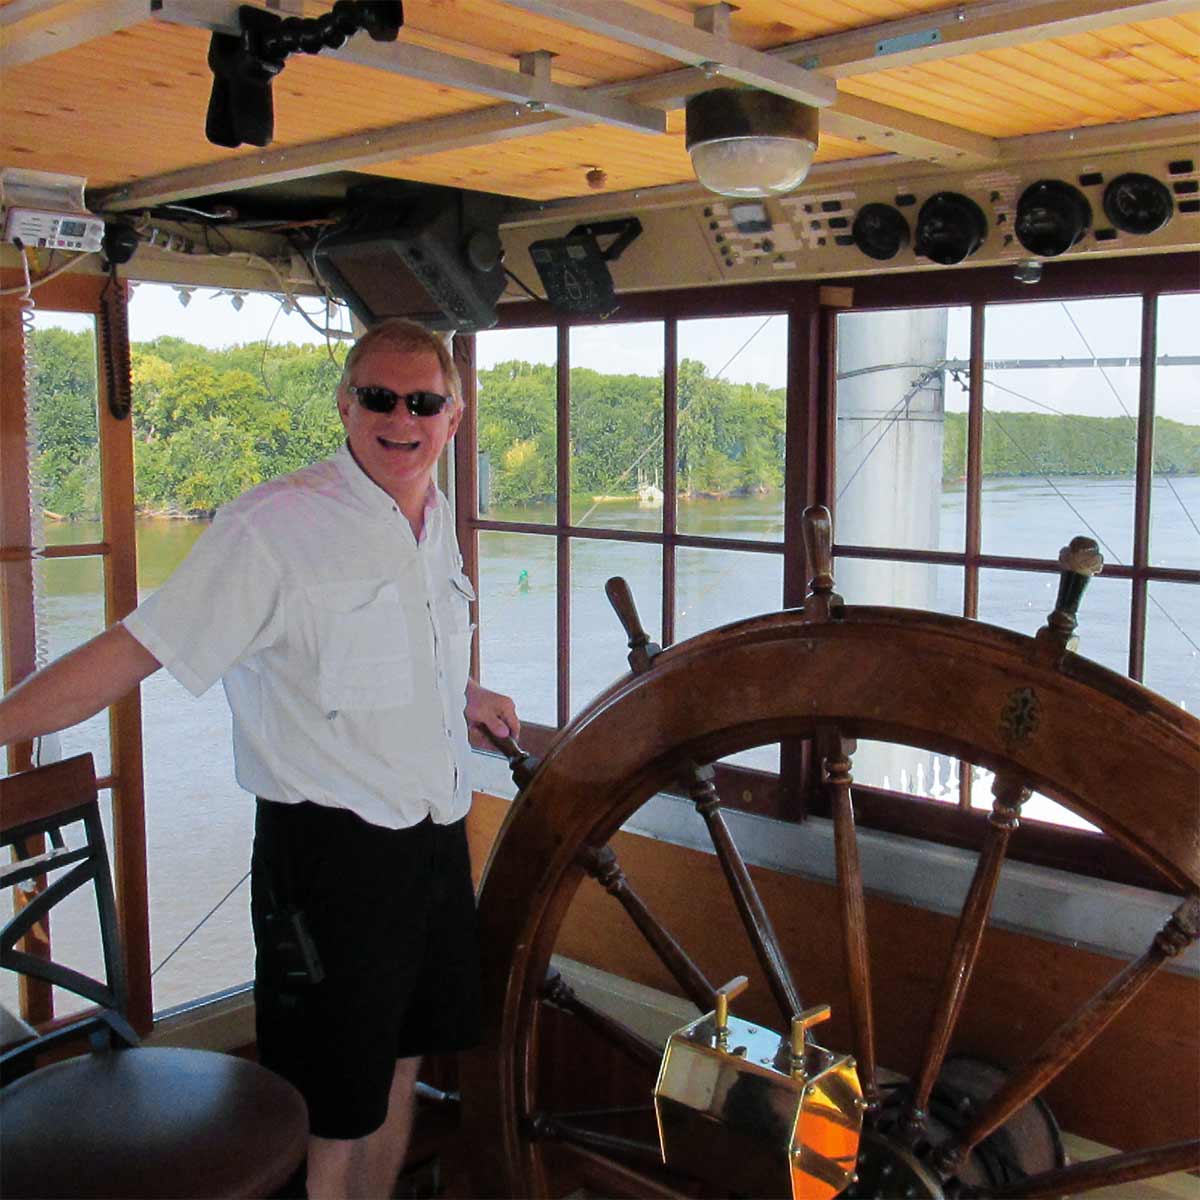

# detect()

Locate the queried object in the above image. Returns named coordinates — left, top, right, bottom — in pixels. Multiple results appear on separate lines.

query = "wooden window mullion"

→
left=556, top=324, right=571, bottom=728
left=662, top=319, right=677, bottom=648
left=1129, top=292, right=1157, bottom=683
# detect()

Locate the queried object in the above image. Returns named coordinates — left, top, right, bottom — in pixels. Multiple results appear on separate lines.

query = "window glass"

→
left=1144, top=581, right=1199, bottom=714
left=677, top=315, right=787, bottom=541
left=570, top=540, right=662, bottom=716
left=973, top=568, right=1127, bottom=831
left=125, top=282, right=352, bottom=1012
left=569, top=323, right=664, bottom=533
left=28, top=314, right=101, bottom=545
left=836, top=563, right=963, bottom=794
left=476, top=327, right=557, bottom=521
left=478, top=530, right=558, bottom=727
left=967, top=766, right=1099, bottom=832
left=981, top=297, right=1140, bottom=566
left=36, top=554, right=110, bottom=777
left=833, top=558, right=962, bottom=616
left=1151, top=293, right=1200, bottom=570
left=835, top=307, right=968, bottom=553
left=676, top=546, right=782, bottom=770
left=978, top=568, right=1131, bottom=676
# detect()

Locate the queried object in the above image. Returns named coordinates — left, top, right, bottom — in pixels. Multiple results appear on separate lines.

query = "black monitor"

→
left=314, top=185, right=506, bottom=331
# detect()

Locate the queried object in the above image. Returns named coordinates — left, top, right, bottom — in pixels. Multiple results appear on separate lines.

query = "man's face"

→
left=337, top=345, right=462, bottom=507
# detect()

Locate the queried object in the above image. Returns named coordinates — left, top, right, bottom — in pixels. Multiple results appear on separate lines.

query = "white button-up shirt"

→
left=123, top=445, right=476, bottom=830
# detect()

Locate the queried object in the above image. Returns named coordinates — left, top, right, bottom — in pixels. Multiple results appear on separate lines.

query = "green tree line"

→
left=23, top=331, right=1200, bottom=518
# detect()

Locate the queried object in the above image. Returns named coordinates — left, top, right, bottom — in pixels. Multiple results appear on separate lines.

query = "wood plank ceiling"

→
left=0, top=0, right=1197, bottom=204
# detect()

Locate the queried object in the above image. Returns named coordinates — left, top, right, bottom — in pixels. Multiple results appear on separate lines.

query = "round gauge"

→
left=851, top=203, right=910, bottom=260
left=914, top=192, right=988, bottom=265
left=1102, top=173, right=1173, bottom=235
left=1015, top=180, right=1092, bottom=257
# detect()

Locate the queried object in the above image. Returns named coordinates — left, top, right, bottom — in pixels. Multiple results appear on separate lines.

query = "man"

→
left=0, top=318, right=519, bottom=1198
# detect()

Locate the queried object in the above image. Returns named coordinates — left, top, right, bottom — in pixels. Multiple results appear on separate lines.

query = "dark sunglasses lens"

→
left=406, top=391, right=449, bottom=417
left=354, top=387, right=398, bottom=413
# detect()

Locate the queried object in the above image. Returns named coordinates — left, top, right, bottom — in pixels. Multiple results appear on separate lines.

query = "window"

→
left=470, top=305, right=794, bottom=785
left=461, top=261, right=1197, bottom=887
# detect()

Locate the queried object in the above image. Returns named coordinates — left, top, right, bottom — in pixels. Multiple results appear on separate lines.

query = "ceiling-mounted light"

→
left=230, top=292, right=246, bottom=312
left=174, top=286, right=195, bottom=307
left=685, top=88, right=819, bottom=198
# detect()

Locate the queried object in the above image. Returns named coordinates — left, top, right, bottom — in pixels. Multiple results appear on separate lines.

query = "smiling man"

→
left=0, top=319, right=518, bottom=1199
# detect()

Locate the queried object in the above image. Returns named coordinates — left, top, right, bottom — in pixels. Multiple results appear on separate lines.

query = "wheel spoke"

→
left=824, top=731, right=880, bottom=1111
left=579, top=845, right=717, bottom=1013
left=531, top=1112, right=668, bottom=1171
left=991, top=1137, right=1200, bottom=1198
left=542, top=969, right=663, bottom=1073
left=685, top=762, right=803, bottom=1024
left=903, top=771, right=1029, bottom=1136
left=937, top=894, right=1200, bottom=1176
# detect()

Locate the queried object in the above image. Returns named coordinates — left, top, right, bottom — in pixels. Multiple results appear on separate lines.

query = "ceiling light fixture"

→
left=685, top=88, right=819, bottom=199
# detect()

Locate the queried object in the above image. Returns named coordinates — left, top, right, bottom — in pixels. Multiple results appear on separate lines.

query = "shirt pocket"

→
left=441, top=572, right=477, bottom=696
left=306, top=579, right=413, bottom=712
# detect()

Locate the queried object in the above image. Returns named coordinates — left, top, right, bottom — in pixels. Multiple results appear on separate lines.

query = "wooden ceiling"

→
left=1, top=0, right=1197, bottom=209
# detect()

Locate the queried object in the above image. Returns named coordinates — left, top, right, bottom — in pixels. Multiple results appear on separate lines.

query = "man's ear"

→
left=446, top=401, right=465, bottom=439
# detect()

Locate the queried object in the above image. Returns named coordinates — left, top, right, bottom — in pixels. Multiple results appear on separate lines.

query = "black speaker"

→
left=914, top=192, right=988, bottom=265
left=1015, top=180, right=1092, bottom=257
left=851, top=203, right=910, bottom=261
left=314, top=185, right=505, bottom=331
left=1102, top=173, right=1174, bottom=235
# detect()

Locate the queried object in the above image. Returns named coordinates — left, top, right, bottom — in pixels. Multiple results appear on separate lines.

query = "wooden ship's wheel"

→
left=462, top=507, right=1199, bottom=1199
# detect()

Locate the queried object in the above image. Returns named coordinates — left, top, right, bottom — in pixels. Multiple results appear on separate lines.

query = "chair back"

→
left=1, top=754, right=130, bottom=1076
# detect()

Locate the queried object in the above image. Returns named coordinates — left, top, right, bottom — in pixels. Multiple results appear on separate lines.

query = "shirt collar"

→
left=333, top=442, right=442, bottom=533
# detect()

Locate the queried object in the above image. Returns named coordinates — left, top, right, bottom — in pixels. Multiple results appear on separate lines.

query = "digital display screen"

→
left=58, top=219, right=88, bottom=237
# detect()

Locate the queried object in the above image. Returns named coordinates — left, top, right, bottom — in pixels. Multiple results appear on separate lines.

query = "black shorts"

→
left=250, top=800, right=481, bottom=1140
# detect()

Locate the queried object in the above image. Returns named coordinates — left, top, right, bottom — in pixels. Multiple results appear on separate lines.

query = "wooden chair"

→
left=1, top=754, right=309, bottom=1199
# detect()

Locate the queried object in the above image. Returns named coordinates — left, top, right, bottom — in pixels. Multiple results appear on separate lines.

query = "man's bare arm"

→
left=0, top=625, right=161, bottom=748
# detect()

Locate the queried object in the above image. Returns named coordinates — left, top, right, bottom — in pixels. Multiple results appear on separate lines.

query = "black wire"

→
left=1058, top=301, right=1200, bottom=540
left=150, top=870, right=250, bottom=978
left=504, top=266, right=544, bottom=302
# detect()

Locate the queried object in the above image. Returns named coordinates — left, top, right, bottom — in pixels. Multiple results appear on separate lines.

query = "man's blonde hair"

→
left=340, top=319, right=463, bottom=408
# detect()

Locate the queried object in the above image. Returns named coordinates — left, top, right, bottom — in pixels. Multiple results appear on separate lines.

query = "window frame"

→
left=457, top=252, right=1199, bottom=895
left=1, top=270, right=151, bottom=1032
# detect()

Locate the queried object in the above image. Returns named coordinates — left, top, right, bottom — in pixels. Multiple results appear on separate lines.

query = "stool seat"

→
left=1, top=1046, right=309, bottom=1199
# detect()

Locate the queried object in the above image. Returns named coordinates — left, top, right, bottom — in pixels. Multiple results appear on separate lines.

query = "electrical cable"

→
left=13, top=243, right=61, bottom=767
left=504, top=266, right=544, bottom=303
left=150, top=870, right=250, bottom=979
left=0, top=250, right=100, bottom=295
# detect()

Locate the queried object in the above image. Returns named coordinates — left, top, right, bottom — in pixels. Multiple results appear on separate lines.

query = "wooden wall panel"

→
left=468, top=790, right=1199, bottom=1153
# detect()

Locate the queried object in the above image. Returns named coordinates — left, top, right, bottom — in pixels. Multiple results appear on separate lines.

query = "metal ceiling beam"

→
left=90, top=103, right=586, bottom=211
left=153, top=0, right=666, bottom=134
left=781, top=0, right=1200, bottom=79
left=823, top=95, right=998, bottom=167
left=499, top=0, right=838, bottom=108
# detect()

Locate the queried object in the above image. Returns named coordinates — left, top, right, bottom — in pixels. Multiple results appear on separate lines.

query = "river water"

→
left=7, top=475, right=1197, bottom=1015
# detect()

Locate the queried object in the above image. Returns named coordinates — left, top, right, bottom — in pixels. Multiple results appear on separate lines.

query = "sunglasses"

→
left=348, top=386, right=452, bottom=417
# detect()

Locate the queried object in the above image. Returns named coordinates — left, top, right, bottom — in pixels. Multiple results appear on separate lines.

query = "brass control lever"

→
left=790, top=1004, right=832, bottom=1081
left=713, top=974, right=750, bottom=1047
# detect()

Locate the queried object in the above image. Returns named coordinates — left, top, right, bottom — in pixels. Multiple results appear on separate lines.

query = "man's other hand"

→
left=465, top=679, right=520, bottom=749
